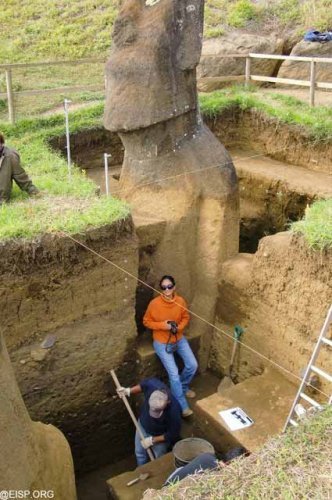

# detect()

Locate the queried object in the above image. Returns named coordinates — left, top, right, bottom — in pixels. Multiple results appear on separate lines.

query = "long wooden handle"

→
left=110, top=369, right=155, bottom=461
left=228, top=337, right=239, bottom=377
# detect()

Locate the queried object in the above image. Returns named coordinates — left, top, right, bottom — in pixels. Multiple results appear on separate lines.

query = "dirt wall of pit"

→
left=51, top=108, right=332, bottom=175
left=209, top=232, right=332, bottom=397
left=0, top=219, right=140, bottom=474
left=205, top=108, right=332, bottom=174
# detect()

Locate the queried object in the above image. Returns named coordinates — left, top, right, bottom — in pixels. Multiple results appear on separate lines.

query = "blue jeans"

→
left=164, top=453, right=218, bottom=486
left=135, top=422, right=169, bottom=466
left=153, top=337, right=198, bottom=411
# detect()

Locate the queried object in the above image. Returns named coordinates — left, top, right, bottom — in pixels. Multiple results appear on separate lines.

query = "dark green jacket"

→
left=0, top=146, right=39, bottom=204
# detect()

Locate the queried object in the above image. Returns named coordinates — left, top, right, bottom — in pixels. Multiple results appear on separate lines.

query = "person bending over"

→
left=143, top=275, right=198, bottom=418
left=0, top=132, right=39, bottom=205
left=116, top=377, right=182, bottom=466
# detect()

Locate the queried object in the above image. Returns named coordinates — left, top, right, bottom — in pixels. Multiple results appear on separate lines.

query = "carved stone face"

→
left=104, top=0, right=204, bottom=132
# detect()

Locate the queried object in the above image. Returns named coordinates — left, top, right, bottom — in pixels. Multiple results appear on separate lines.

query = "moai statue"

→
left=0, top=333, right=76, bottom=498
left=104, top=0, right=239, bottom=368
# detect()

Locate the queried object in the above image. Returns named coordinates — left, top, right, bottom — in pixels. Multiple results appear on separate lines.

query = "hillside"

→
left=1, top=0, right=332, bottom=63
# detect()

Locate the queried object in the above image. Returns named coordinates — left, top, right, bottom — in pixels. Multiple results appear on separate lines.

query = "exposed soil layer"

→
left=1, top=219, right=141, bottom=475
left=210, top=233, right=332, bottom=395
left=231, top=149, right=332, bottom=252
left=49, top=128, right=124, bottom=170
left=205, top=107, right=332, bottom=174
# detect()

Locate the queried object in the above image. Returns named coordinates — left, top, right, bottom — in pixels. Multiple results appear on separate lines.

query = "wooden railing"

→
left=0, top=58, right=105, bottom=124
left=247, top=53, right=332, bottom=107
left=1, top=53, right=331, bottom=123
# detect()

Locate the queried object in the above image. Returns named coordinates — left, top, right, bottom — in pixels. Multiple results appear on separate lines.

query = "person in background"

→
left=143, top=275, right=198, bottom=418
left=116, top=377, right=182, bottom=466
left=0, top=132, right=39, bottom=205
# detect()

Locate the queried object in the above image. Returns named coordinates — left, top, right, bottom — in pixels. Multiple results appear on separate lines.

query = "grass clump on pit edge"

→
left=149, top=405, right=332, bottom=500
left=200, top=86, right=332, bottom=142
left=291, top=199, right=332, bottom=250
left=0, top=104, right=129, bottom=241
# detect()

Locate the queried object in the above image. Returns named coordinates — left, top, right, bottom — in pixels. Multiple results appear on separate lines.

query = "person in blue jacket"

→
left=117, top=377, right=182, bottom=466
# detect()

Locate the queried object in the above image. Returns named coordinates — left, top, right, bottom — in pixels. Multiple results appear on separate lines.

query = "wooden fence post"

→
left=309, top=59, right=316, bottom=107
left=5, top=69, right=15, bottom=124
left=245, top=56, right=251, bottom=88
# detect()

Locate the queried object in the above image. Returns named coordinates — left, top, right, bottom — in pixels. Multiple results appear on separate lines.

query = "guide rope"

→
left=62, top=232, right=330, bottom=400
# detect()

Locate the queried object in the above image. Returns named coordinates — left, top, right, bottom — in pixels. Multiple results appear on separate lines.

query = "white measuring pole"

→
left=104, top=153, right=112, bottom=196
left=64, top=99, right=72, bottom=179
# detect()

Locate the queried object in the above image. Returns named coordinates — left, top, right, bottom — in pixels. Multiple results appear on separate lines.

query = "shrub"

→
left=227, top=0, right=257, bottom=28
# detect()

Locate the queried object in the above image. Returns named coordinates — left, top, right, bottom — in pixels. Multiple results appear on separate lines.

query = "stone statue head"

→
left=104, top=0, right=204, bottom=132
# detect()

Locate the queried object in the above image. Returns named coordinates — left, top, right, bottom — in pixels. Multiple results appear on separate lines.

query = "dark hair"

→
left=222, top=446, right=248, bottom=463
left=159, top=275, right=176, bottom=288
left=0, top=133, right=4, bottom=145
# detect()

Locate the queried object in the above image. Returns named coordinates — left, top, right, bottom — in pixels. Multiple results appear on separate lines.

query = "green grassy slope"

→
left=1, top=0, right=331, bottom=121
left=1, top=0, right=332, bottom=64
left=0, top=105, right=129, bottom=240
left=155, top=406, right=332, bottom=500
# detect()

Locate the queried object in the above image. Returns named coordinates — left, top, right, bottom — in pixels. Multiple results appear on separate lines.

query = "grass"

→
left=227, top=0, right=258, bottom=28
left=291, top=199, right=332, bottom=250
left=1, top=1, right=332, bottom=120
left=0, top=104, right=129, bottom=240
left=200, top=86, right=332, bottom=141
left=147, top=405, right=332, bottom=499
left=1, top=1, right=331, bottom=65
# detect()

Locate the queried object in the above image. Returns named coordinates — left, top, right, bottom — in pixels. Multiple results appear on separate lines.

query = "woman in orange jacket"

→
left=143, top=275, right=198, bottom=417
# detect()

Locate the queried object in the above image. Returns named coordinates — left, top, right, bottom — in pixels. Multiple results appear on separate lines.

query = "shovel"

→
left=218, top=325, right=244, bottom=393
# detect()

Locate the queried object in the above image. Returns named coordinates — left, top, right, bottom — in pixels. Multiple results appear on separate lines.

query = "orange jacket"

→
left=143, top=293, right=190, bottom=344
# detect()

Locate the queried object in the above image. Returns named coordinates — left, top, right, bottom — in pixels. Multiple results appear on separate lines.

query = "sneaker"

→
left=186, top=389, right=196, bottom=398
left=182, top=408, right=193, bottom=418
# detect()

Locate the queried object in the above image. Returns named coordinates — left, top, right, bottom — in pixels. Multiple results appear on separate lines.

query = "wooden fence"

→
left=0, top=58, right=105, bottom=124
left=1, top=53, right=331, bottom=123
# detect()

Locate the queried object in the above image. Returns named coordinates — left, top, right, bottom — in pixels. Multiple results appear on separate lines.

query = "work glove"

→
left=141, top=436, right=154, bottom=449
left=116, top=386, right=130, bottom=398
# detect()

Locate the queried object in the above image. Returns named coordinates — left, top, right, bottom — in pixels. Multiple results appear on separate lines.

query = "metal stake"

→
left=104, top=153, right=112, bottom=196
left=64, top=99, right=72, bottom=179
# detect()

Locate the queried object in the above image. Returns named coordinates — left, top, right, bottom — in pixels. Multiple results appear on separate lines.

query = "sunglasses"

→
left=161, top=284, right=174, bottom=291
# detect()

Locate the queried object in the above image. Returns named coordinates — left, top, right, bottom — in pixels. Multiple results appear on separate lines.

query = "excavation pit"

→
left=49, top=107, right=332, bottom=254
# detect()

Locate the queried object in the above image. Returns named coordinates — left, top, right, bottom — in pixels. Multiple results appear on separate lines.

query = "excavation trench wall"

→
left=210, top=232, right=332, bottom=396
left=1, top=219, right=141, bottom=475
left=3, top=110, right=332, bottom=477
left=205, top=107, right=332, bottom=174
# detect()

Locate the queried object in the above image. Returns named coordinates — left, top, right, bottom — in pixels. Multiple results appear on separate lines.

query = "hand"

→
left=116, top=386, right=130, bottom=398
left=165, top=321, right=172, bottom=330
left=141, top=436, right=153, bottom=449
